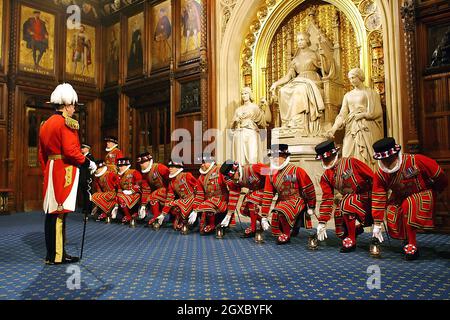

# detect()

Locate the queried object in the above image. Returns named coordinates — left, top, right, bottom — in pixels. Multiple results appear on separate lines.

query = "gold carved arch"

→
left=240, top=0, right=386, bottom=121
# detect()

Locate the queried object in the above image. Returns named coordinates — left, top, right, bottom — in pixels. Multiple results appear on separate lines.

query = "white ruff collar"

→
left=169, top=168, right=184, bottom=178
left=270, top=156, right=290, bottom=171
left=141, top=160, right=154, bottom=174
left=379, top=151, right=403, bottom=174
left=199, top=162, right=215, bottom=175
left=118, top=165, right=131, bottom=176
left=94, top=166, right=108, bottom=177
left=322, top=155, right=339, bottom=170
left=106, top=144, right=118, bottom=152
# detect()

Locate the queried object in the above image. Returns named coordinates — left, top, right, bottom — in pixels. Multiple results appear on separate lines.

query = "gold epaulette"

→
left=63, top=115, right=79, bottom=130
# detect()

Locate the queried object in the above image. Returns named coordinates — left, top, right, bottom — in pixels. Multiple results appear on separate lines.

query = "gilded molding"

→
left=240, top=0, right=385, bottom=102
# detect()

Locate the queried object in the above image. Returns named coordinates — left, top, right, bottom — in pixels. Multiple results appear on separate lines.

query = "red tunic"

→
left=262, top=163, right=316, bottom=233
left=28, top=18, right=47, bottom=41
left=141, top=163, right=169, bottom=206
left=116, top=169, right=142, bottom=209
left=105, top=147, right=123, bottom=172
left=162, top=172, right=205, bottom=219
left=372, top=153, right=448, bottom=239
left=92, top=170, right=118, bottom=213
left=318, top=157, right=374, bottom=238
left=197, top=166, right=229, bottom=214
left=225, top=163, right=268, bottom=216
left=38, top=113, right=86, bottom=214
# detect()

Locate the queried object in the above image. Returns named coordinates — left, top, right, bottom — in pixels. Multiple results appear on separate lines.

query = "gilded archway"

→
left=216, top=0, right=403, bottom=162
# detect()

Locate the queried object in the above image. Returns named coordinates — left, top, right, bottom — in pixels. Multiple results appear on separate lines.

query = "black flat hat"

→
left=117, top=158, right=131, bottom=166
left=136, top=152, right=152, bottom=164
left=268, top=144, right=291, bottom=157
left=104, top=136, right=118, bottom=144
left=168, top=159, right=184, bottom=168
left=196, top=153, right=215, bottom=163
left=373, top=137, right=401, bottom=160
left=315, top=140, right=340, bottom=160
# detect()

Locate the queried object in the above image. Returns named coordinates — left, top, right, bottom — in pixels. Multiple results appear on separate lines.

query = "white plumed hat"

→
left=50, top=83, right=78, bottom=106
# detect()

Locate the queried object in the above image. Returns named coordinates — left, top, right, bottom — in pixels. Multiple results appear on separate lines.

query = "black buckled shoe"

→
left=404, top=244, right=419, bottom=261
left=202, top=225, right=215, bottom=235
left=340, top=237, right=356, bottom=253
left=405, top=251, right=419, bottom=261
left=63, top=255, right=80, bottom=263
left=340, top=245, right=356, bottom=253
left=276, top=234, right=291, bottom=245
left=241, top=227, right=256, bottom=238
left=45, top=256, right=79, bottom=265
left=242, top=232, right=256, bottom=238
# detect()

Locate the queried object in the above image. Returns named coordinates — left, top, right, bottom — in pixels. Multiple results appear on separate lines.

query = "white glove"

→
left=307, top=208, right=315, bottom=216
left=88, top=160, right=97, bottom=174
left=221, top=215, right=231, bottom=227
left=261, top=217, right=270, bottom=231
left=372, top=224, right=384, bottom=243
left=111, top=206, right=118, bottom=219
left=138, top=205, right=147, bottom=219
left=188, top=211, right=197, bottom=225
left=157, top=214, right=165, bottom=225
left=123, top=190, right=133, bottom=195
left=317, top=223, right=327, bottom=241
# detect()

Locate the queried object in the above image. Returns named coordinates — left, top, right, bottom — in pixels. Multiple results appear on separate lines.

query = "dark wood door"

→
left=420, top=72, right=450, bottom=231
left=23, top=107, right=54, bottom=211
left=136, top=105, right=170, bottom=164
left=416, top=9, right=450, bottom=232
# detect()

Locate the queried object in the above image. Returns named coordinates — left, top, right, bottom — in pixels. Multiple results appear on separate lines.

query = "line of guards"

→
left=92, top=137, right=447, bottom=261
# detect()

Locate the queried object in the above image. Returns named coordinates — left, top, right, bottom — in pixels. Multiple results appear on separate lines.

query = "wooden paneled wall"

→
left=414, top=0, right=450, bottom=232
left=0, top=0, right=215, bottom=211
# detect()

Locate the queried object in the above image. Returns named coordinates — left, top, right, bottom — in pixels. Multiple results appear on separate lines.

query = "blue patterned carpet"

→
left=0, top=212, right=449, bottom=300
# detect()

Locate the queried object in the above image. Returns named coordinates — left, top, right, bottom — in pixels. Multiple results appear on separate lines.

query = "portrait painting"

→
left=66, top=24, right=96, bottom=83
left=19, top=6, right=55, bottom=76
left=151, top=1, right=172, bottom=69
left=106, top=22, right=120, bottom=83
left=127, top=12, right=144, bottom=77
left=179, top=79, right=200, bottom=113
left=428, top=23, right=450, bottom=68
left=180, top=0, right=202, bottom=62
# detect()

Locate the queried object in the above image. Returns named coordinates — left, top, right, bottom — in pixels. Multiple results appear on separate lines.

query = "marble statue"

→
left=269, top=32, right=335, bottom=135
left=327, top=68, right=384, bottom=170
left=231, top=87, right=271, bottom=164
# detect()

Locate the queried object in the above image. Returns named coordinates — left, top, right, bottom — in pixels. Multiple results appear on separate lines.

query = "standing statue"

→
left=327, top=68, right=384, bottom=170
left=269, top=32, right=335, bottom=134
left=231, top=87, right=271, bottom=165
